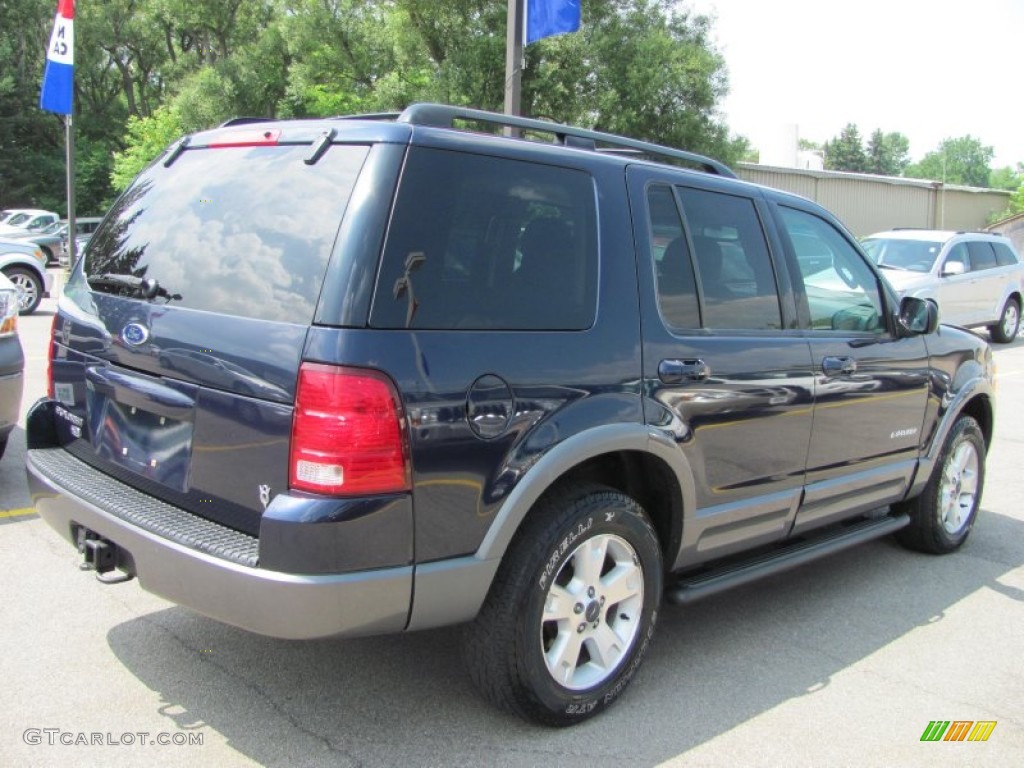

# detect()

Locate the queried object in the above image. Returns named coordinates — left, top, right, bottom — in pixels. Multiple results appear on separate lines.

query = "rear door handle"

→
left=822, top=356, right=857, bottom=376
left=659, top=359, right=709, bottom=384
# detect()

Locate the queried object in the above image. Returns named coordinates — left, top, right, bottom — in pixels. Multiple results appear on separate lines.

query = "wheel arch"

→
left=405, top=425, right=695, bottom=632
left=476, top=424, right=692, bottom=565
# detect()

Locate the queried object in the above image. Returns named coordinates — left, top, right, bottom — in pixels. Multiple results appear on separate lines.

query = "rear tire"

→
left=895, top=415, right=985, bottom=554
left=464, top=484, right=662, bottom=726
left=989, top=298, right=1020, bottom=344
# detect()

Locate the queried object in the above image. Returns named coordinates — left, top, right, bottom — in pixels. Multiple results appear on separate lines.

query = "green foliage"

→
left=990, top=164, right=1023, bottom=192
left=905, top=135, right=994, bottom=188
left=1, top=0, right=754, bottom=206
left=110, top=106, right=184, bottom=191
left=824, top=123, right=868, bottom=173
left=866, top=129, right=910, bottom=176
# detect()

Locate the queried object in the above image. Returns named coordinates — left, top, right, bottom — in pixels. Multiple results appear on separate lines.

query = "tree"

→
left=2, top=0, right=749, bottom=207
left=990, top=164, right=1023, bottom=192
left=905, top=135, right=994, bottom=188
left=824, top=123, right=868, bottom=173
left=866, top=129, right=910, bottom=176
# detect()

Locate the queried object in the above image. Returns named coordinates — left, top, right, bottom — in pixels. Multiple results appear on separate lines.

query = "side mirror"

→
left=898, top=296, right=938, bottom=335
left=941, top=261, right=966, bottom=277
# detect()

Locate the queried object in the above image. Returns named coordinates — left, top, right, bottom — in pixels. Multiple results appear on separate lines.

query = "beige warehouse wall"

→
left=736, top=163, right=1010, bottom=237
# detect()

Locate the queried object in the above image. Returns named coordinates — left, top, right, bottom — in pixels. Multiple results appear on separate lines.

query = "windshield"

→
left=862, top=238, right=942, bottom=273
left=39, top=221, right=65, bottom=235
left=6, top=213, right=30, bottom=226
left=72, top=142, right=369, bottom=323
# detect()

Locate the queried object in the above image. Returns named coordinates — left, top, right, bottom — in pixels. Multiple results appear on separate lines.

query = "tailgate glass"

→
left=76, top=142, right=369, bottom=323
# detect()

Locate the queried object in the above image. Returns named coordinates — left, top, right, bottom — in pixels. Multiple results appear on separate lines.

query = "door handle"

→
left=822, top=356, right=857, bottom=376
left=659, top=359, right=709, bottom=384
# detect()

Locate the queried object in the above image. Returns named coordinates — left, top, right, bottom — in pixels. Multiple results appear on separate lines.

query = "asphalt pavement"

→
left=1, top=285, right=1021, bottom=767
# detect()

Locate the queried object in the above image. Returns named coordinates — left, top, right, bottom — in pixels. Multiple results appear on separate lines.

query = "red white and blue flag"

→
left=526, top=0, right=581, bottom=44
left=40, top=0, right=75, bottom=114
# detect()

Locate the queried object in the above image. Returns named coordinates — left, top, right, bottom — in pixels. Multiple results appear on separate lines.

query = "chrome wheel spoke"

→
left=572, top=536, right=608, bottom=586
left=546, top=628, right=585, bottom=686
left=585, top=623, right=625, bottom=670
left=600, top=561, right=643, bottom=609
left=542, top=584, right=578, bottom=623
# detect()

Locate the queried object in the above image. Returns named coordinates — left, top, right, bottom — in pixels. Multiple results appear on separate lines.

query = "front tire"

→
left=3, top=267, right=43, bottom=315
left=464, top=484, right=662, bottom=726
left=989, top=298, right=1020, bottom=344
left=895, top=415, right=985, bottom=554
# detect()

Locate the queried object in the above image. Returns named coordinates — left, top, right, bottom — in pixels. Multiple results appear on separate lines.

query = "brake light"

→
left=208, top=128, right=281, bottom=148
left=290, top=364, right=410, bottom=496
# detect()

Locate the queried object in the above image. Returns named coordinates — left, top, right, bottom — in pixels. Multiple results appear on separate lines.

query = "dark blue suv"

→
left=26, top=104, right=995, bottom=725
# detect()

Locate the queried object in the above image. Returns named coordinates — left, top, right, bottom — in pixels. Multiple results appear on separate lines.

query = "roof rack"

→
left=396, top=103, right=736, bottom=178
left=218, top=116, right=275, bottom=128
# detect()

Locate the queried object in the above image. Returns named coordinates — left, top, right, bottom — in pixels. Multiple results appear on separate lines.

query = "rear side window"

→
left=79, top=143, right=369, bottom=323
left=992, top=241, right=1019, bottom=266
left=371, top=147, right=597, bottom=330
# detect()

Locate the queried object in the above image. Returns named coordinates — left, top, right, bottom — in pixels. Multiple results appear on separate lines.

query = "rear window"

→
left=371, top=147, right=598, bottom=330
left=77, top=143, right=369, bottom=323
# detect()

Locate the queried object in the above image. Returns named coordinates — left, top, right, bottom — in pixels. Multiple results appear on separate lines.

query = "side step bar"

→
left=665, top=513, right=910, bottom=605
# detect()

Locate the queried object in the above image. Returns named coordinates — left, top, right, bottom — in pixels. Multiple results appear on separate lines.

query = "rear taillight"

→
left=46, top=314, right=58, bottom=400
left=289, top=363, right=410, bottom=496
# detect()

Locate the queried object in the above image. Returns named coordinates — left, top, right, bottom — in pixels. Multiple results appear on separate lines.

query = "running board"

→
left=665, top=513, right=910, bottom=605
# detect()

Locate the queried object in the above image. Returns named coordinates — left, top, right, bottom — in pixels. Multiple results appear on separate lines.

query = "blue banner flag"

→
left=526, top=0, right=581, bottom=44
left=40, top=0, right=75, bottom=114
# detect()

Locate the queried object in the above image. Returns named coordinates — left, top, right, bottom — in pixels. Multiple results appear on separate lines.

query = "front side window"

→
left=944, top=243, right=969, bottom=273
left=780, top=207, right=885, bottom=334
left=371, top=147, right=597, bottom=330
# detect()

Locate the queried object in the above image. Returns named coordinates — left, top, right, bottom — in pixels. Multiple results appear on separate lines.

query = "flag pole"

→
left=65, top=113, right=76, bottom=268
left=503, top=0, right=524, bottom=119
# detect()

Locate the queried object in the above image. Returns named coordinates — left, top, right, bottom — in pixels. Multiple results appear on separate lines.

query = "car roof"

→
left=865, top=229, right=1010, bottom=244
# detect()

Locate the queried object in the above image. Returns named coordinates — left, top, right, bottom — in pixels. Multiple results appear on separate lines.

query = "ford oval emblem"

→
left=121, top=323, right=150, bottom=347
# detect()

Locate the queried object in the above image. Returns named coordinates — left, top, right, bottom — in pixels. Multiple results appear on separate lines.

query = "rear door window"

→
left=370, top=147, right=598, bottom=330
left=79, top=143, right=369, bottom=323
left=966, top=241, right=997, bottom=271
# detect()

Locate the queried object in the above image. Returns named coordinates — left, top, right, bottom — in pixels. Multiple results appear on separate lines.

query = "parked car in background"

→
left=0, top=272, right=24, bottom=461
left=58, top=223, right=103, bottom=268
left=0, top=238, right=53, bottom=314
left=0, top=209, right=60, bottom=236
left=4, top=218, right=102, bottom=266
left=863, top=229, right=1024, bottom=343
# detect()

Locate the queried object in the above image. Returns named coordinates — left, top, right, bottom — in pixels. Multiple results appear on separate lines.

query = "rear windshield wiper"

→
left=87, top=273, right=182, bottom=302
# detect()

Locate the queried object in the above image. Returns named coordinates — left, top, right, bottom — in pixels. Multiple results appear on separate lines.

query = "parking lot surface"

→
left=1, top=288, right=1022, bottom=767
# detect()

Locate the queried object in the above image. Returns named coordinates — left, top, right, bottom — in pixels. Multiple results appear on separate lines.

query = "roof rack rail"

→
left=334, top=111, right=403, bottom=122
left=219, top=116, right=275, bottom=128
left=396, top=103, right=736, bottom=178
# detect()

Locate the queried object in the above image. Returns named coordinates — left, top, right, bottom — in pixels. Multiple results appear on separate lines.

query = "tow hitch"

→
left=74, top=526, right=134, bottom=584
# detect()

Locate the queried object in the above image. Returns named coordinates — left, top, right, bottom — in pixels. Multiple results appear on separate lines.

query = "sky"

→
left=683, top=0, right=1024, bottom=168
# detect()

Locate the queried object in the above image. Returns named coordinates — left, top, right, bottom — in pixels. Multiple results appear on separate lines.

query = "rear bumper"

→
left=26, top=447, right=413, bottom=639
